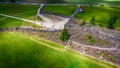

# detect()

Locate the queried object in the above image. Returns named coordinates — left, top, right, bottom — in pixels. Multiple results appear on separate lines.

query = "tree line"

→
left=0, top=0, right=64, bottom=3
left=0, top=0, right=15, bottom=3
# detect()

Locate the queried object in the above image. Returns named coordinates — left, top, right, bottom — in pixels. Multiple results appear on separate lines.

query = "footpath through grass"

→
left=0, top=16, right=23, bottom=28
left=43, top=5, right=120, bottom=30
left=0, top=32, right=117, bottom=68
left=0, top=4, right=42, bottom=28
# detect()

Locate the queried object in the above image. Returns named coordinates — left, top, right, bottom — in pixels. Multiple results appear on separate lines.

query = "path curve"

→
left=37, top=4, right=70, bottom=30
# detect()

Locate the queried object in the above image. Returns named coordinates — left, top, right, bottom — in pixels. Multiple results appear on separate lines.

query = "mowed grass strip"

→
left=0, top=32, right=117, bottom=68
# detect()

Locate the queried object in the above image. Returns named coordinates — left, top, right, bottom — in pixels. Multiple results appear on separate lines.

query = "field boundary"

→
left=0, top=27, right=119, bottom=68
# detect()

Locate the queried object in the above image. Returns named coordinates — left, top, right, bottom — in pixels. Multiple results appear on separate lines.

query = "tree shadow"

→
left=45, top=0, right=64, bottom=4
left=64, top=0, right=120, bottom=6
left=103, top=1, right=120, bottom=6
left=64, top=0, right=104, bottom=5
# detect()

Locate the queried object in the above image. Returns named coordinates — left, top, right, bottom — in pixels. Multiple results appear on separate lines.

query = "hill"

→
left=0, top=32, right=117, bottom=68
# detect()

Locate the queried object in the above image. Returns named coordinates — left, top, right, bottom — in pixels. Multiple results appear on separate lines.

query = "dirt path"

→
left=0, top=13, right=69, bottom=30
left=0, top=14, right=33, bottom=22
left=71, top=41, right=116, bottom=50
left=67, top=33, right=118, bottom=51
left=37, top=4, right=70, bottom=30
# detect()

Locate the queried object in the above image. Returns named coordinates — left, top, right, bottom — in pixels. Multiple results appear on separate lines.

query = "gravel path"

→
left=37, top=4, right=70, bottom=30
left=0, top=13, right=69, bottom=30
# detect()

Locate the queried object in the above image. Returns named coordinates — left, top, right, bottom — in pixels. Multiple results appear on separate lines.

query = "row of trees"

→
left=59, top=15, right=118, bottom=42
left=0, top=0, right=15, bottom=3
left=0, top=0, right=63, bottom=3
left=107, top=16, right=118, bottom=29
left=45, top=0, right=63, bottom=4
left=80, top=16, right=118, bottom=29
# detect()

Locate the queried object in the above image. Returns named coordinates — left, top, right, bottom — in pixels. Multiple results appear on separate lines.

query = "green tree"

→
left=90, top=16, right=95, bottom=25
left=59, top=27, right=69, bottom=42
left=88, top=35, right=94, bottom=45
left=107, top=16, right=118, bottom=29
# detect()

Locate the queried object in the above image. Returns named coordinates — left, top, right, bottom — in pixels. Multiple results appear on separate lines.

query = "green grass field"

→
left=75, top=6, right=120, bottom=29
left=43, top=5, right=77, bottom=16
left=0, top=4, right=42, bottom=28
left=0, top=4, right=39, bottom=18
left=0, top=32, right=117, bottom=68
left=0, top=16, right=23, bottom=28
left=43, top=5, right=120, bottom=30
left=0, top=4, right=119, bottom=29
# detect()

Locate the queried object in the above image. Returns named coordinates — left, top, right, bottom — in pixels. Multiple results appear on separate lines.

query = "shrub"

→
left=100, top=4, right=104, bottom=7
left=90, top=16, right=96, bottom=25
left=109, top=55, right=115, bottom=61
left=107, top=16, right=118, bottom=29
left=88, top=35, right=94, bottom=45
left=59, top=27, right=69, bottom=42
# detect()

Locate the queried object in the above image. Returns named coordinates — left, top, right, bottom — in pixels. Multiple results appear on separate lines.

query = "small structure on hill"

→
left=78, top=5, right=83, bottom=13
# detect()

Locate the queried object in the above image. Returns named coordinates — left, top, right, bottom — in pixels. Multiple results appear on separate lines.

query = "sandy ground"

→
left=37, top=14, right=69, bottom=30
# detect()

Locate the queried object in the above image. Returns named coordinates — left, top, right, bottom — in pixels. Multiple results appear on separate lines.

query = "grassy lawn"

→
left=21, top=22, right=42, bottom=28
left=0, top=32, right=117, bottom=68
left=65, top=0, right=120, bottom=6
left=75, top=6, right=120, bottom=30
left=42, top=5, right=120, bottom=30
left=43, top=5, right=77, bottom=16
left=0, top=16, right=42, bottom=28
left=0, top=4, right=42, bottom=28
left=0, top=4, right=119, bottom=29
left=0, top=16, right=23, bottom=28
left=0, top=4, right=39, bottom=18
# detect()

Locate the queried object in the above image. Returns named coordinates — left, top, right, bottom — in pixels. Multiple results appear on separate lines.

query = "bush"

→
left=88, top=35, right=94, bottom=45
left=109, top=55, right=115, bottom=61
left=100, top=4, right=104, bottom=7
left=107, top=16, right=118, bottom=29
left=90, top=16, right=96, bottom=25
left=59, top=27, right=69, bottom=42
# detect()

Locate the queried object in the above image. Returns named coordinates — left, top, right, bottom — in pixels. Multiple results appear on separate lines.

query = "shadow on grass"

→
left=103, top=1, right=120, bottom=6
